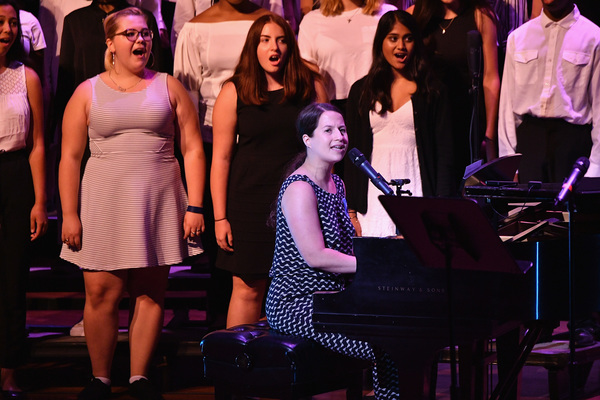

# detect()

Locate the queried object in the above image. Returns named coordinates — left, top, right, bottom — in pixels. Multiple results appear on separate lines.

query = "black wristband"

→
left=187, top=205, right=204, bottom=214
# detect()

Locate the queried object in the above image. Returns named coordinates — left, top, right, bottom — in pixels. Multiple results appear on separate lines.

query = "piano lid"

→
left=378, top=196, right=531, bottom=274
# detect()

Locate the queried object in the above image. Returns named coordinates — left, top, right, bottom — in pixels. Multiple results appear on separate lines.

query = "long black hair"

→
left=359, top=10, right=437, bottom=116
left=0, top=0, right=27, bottom=66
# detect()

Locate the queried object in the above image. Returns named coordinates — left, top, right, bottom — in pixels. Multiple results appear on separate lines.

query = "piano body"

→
left=313, top=179, right=600, bottom=399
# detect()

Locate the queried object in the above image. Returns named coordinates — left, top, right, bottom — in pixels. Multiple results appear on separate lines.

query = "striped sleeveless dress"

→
left=60, top=73, right=203, bottom=270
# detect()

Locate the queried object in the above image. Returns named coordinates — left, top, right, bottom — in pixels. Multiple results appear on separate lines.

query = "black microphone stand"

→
left=469, top=73, right=482, bottom=164
left=390, top=179, right=412, bottom=197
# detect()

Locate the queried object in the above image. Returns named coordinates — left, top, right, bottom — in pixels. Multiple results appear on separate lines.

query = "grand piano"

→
left=313, top=157, right=600, bottom=399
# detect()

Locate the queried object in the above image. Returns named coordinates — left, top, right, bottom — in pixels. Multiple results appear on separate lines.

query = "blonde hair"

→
left=103, top=7, right=148, bottom=71
left=318, top=0, right=382, bottom=17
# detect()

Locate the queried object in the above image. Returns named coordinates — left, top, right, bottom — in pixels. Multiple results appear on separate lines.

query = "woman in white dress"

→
left=344, top=10, right=456, bottom=237
left=298, top=0, right=396, bottom=114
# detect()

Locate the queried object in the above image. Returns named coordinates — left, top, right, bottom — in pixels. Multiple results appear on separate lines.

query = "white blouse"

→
left=0, top=63, right=30, bottom=153
left=298, top=3, right=396, bottom=100
left=173, top=20, right=254, bottom=142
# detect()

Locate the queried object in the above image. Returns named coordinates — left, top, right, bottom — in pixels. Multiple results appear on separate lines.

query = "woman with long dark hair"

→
left=266, top=102, right=400, bottom=399
left=409, top=0, right=500, bottom=176
left=0, top=0, right=47, bottom=397
left=211, top=13, right=327, bottom=328
left=345, top=10, right=455, bottom=237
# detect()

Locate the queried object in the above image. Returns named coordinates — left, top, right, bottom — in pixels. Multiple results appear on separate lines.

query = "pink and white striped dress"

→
left=60, top=73, right=203, bottom=270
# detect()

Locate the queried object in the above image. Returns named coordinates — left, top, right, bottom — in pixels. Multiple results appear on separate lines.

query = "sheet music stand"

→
left=461, top=154, right=522, bottom=193
left=378, top=196, right=528, bottom=274
left=379, top=196, right=532, bottom=400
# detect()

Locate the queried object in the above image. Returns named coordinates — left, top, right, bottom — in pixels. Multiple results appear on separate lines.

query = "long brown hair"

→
left=227, top=14, right=319, bottom=105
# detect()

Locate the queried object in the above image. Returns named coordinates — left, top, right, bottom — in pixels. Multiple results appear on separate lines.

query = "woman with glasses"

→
left=59, top=7, right=205, bottom=400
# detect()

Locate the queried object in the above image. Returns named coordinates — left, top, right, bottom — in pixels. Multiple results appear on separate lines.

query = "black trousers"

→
left=0, top=149, right=34, bottom=368
left=516, top=116, right=593, bottom=184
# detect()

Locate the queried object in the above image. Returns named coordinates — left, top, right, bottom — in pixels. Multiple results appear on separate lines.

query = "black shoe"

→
left=129, top=379, right=164, bottom=400
left=77, top=378, right=111, bottom=400
left=2, top=390, right=26, bottom=400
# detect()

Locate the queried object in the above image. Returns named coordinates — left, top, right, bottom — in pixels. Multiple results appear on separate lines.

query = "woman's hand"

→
left=183, top=211, right=205, bottom=239
left=62, top=213, right=83, bottom=251
left=215, top=218, right=233, bottom=252
left=30, top=203, right=48, bottom=241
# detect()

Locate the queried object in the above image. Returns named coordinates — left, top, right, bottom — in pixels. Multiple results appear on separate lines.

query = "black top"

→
left=217, top=89, right=307, bottom=275
left=425, top=7, right=485, bottom=179
left=343, top=76, right=457, bottom=214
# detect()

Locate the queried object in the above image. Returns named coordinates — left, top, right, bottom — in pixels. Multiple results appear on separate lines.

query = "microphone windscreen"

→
left=467, top=30, right=482, bottom=47
left=348, top=148, right=365, bottom=166
left=574, top=156, right=590, bottom=172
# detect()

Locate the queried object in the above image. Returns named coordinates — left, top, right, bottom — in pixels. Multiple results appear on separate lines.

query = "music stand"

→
left=379, top=196, right=528, bottom=274
left=461, top=153, right=522, bottom=193
left=378, top=196, right=531, bottom=400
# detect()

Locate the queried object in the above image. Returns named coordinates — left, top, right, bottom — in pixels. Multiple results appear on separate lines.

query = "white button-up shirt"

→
left=498, top=5, right=600, bottom=176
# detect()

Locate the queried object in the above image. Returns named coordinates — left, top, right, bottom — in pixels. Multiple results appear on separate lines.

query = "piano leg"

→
left=492, top=324, right=544, bottom=400
left=458, top=340, right=491, bottom=400
left=393, top=347, right=436, bottom=400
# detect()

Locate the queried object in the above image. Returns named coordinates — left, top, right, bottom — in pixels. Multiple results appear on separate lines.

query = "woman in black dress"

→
left=409, top=0, right=499, bottom=178
left=211, top=14, right=327, bottom=328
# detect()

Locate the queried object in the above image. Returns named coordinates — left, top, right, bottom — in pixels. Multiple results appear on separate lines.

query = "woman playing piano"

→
left=265, top=103, right=400, bottom=399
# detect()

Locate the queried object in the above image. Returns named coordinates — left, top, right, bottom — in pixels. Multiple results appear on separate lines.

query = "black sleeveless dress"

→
left=427, top=7, right=484, bottom=180
left=216, top=89, right=306, bottom=276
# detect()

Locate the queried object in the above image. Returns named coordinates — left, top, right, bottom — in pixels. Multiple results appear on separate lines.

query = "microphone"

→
left=347, top=148, right=395, bottom=196
left=554, top=157, right=590, bottom=206
left=467, top=30, right=482, bottom=80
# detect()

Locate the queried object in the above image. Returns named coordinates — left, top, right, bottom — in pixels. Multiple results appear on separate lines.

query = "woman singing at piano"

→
left=265, top=102, right=400, bottom=399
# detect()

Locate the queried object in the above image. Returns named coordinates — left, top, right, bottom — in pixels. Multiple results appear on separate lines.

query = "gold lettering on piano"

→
left=377, top=286, right=445, bottom=294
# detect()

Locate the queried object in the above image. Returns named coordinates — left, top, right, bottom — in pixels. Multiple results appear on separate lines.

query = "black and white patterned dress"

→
left=266, top=174, right=400, bottom=399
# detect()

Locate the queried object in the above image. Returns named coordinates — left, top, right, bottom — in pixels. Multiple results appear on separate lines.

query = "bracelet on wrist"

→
left=215, top=217, right=227, bottom=222
left=187, top=205, right=204, bottom=214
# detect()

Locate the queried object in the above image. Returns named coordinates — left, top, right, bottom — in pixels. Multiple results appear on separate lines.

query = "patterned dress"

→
left=266, top=174, right=400, bottom=399
left=60, top=73, right=203, bottom=270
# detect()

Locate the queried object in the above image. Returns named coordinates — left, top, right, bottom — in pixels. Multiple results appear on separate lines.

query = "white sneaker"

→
left=70, top=318, right=85, bottom=336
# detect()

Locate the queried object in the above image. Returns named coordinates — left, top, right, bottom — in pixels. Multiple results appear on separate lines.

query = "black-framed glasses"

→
left=115, top=28, right=153, bottom=42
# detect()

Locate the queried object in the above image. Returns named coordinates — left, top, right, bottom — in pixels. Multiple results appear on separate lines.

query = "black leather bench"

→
left=200, top=320, right=367, bottom=399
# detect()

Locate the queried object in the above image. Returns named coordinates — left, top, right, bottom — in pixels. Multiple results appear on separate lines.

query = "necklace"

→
left=108, top=70, right=143, bottom=92
left=439, top=17, right=456, bottom=34
left=346, top=7, right=361, bottom=23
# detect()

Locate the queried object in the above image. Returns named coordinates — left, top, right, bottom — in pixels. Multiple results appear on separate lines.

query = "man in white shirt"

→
left=498, top=0, right=600, bottom=183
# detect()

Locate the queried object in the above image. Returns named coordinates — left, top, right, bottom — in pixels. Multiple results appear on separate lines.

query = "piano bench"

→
left=527, top=340, right=600, bottom=400
left=199, top=320, right=366, bottom=400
